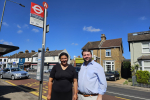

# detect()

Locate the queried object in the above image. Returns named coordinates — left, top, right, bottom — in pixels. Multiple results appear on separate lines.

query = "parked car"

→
left=0, top=68, right=29, bottom=80
left=74, top=67, right=81, bottom=78
left=105, top=71, right=120, bottom=81
left=26, top=68, right=37, bottom=72
left=44, top=69, right=52, bottom=73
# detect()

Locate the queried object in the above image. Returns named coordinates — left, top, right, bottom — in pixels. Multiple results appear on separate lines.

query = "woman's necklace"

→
left=61, top=64, right=68, bottom=70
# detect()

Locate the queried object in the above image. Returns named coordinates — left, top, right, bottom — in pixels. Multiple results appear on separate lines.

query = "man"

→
left=78, top=49, right=107, bottom=100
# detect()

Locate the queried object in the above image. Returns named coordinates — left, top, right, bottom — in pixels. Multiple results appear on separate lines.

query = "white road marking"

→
left=107, top=91, right=150, bottom=100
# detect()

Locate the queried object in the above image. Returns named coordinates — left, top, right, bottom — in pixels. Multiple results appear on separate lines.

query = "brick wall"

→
left=93, top=47, right=123, bottom=73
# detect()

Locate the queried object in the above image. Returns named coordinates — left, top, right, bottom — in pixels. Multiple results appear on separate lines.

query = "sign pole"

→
left=38, top=8, right=47, bottom=100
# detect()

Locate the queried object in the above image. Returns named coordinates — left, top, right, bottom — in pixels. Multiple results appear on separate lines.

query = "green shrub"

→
left=123, top=61, right=130, bottom=69
left=123, top=80, right=128, bottom=85
left=131, top=64, right=140, bottom=76
left=128, top=78, right=132, bottom=82
left=136, top=70, right=149, bottom=84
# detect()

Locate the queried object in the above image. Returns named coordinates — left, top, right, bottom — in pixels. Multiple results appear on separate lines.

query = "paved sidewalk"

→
left=0, top=79, right=39, bottom=100
left=107, top=78, right=126, bottom=84
left=107, top=78, right=150, bottom=92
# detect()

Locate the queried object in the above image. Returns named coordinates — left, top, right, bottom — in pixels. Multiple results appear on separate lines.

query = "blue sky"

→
left=0, top=0, right=150, bottom=59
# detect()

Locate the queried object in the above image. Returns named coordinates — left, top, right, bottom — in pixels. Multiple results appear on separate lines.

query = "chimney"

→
left=46, top=47, right=49, bottom=52
left=19, top=51, right=23, bottom=54
left=78, top=56, right=80, bottom=58
left=31, top=50, right=35, bottom=53
left=25, top=50, right=29, bottom=54
left=101, top=34, right=106, bottom=42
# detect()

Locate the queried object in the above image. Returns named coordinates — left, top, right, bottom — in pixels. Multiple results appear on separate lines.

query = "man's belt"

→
left=78, top=91, right=98, bottom=97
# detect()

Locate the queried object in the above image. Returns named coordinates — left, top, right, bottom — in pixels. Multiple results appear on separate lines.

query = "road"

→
left=28, top=72, right=150, bottom=100
left=106, top=85, right=150, bottom=100
left=29, top=72, right=50, bottom=81
left=1, top=72, right=150, bottom=100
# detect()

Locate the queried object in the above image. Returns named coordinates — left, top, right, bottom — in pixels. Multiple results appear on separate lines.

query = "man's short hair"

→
left=82, top=49, right=92, bottom=55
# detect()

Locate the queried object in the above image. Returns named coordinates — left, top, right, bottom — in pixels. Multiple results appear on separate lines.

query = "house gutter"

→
left=100, top=49, right=101, bottom=65
left=132, top=42, right=134, bottom=65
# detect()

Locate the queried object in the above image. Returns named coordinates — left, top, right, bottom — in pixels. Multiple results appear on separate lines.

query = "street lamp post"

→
left=0, top=0, right=25, bottom=31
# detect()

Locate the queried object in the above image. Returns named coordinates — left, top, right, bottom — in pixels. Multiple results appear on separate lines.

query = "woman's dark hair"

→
left=82, top=49, right=92, bottom=55
left=59, top=52, right=69, bottom=59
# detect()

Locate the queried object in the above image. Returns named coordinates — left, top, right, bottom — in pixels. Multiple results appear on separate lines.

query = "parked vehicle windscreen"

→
left=106, top=71, right=115, bottom=74
left=11, top=68, right=21, bottom=72
left=75, top=67, right=81, bottom=72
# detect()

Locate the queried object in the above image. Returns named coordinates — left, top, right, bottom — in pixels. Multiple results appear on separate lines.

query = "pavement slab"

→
left=0, top=79, right=39, bottom=100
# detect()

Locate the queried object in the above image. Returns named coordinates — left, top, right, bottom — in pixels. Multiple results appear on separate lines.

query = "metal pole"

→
left=38, top=8, right=47, bottom=100
left=0, top=0, right=6, bottom=31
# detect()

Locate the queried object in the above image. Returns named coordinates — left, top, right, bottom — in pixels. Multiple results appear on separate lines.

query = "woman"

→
left=47, top=52, right=78, bottom=100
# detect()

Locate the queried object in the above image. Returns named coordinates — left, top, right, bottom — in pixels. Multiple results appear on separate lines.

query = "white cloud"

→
left=17, top=24, right=21, bottom=28
left=139, top=16, right=147, bottom=20
left=23, top=24, right=29, bottom=28
left=0, top=39, right=4, bottom=43
left=17, top=30, right=23, bottom=34
left=71, top=43, right=78, bottom=45
left=2, top=22, right=9, bottom=26
left=32, top=28, right=39, bottom=33
left=83, top=26, right=102, bottom=32
left=0, top=39, right=13, bottom=45
left=27, top=39, right=30, bottom=42
left=3, top=42, right=13, bottom=45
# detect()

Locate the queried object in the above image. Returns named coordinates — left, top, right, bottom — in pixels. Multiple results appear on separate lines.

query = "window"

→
left=28, top=58, right=29, bottom=61
left=35, top=58, right=38, bottom=61
left=105, top=61, right=114, bottom=71
left=142, top=42, right=150, bottom=53
left=144, top=61, right=150, bottom=67
left=53, top=56, right=55, bottom=61
left=143, top=61, right=150, bottom=72
left=0, top=59, right=2, bottom=62
left=144, top=67, right=150, bottom=72
left=106, top=49, right=111, bottom=57
left=4, top=59, right=6, bottom=62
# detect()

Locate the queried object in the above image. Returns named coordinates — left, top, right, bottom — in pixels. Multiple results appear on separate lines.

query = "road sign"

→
left=31, top=2, right=44, bottom=18
left=46, top=24, right=49, bottom=33
left=36, top=48, right=42, bottom=81
left=30, top=2, right=44, bottom=28
left=43, top=1, right=48, bottom=9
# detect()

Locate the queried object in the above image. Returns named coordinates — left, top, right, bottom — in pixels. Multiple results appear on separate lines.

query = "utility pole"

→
left=0, top=0, right=25, bottom=31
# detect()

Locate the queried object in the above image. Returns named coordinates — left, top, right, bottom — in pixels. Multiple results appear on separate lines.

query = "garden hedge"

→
left=136, top=70, right=150, bottom=84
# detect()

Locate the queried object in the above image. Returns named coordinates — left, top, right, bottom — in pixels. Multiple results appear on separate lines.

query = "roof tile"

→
left=128, top=31, right=150, bottom=42
left=101, top=38, right=122, bottom=48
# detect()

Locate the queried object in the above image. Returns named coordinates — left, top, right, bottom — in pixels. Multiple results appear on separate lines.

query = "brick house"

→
left=82, top=34, right=124, bottom=73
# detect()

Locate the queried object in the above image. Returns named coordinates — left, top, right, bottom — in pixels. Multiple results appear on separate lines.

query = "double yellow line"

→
left=5, top=80, right=47, bottom=100
left=115, top=96, right=130, bottom=100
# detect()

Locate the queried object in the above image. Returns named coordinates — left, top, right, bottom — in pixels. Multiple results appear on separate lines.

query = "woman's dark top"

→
left=50, top=64, right=77, bottom=93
